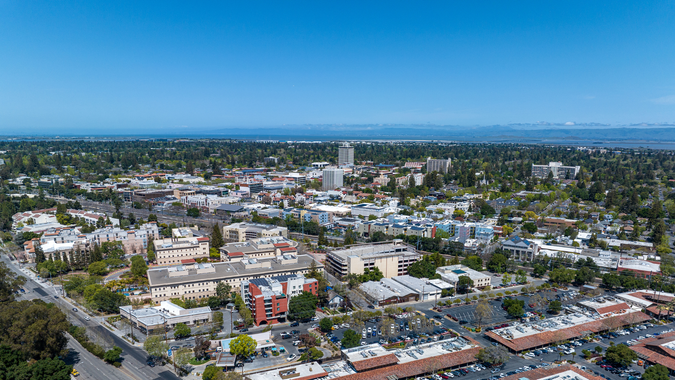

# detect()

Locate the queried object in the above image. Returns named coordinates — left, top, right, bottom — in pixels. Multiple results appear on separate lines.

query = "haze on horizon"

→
left=0, top=1, right=674, bottom=136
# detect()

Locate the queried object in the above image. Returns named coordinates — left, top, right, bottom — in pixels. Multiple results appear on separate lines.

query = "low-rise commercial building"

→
left=436, top=265, right=491, bottom=289
left=119, top=300, right=211, bottom=334
left=326, top=240, right=421, bottom=278
left=359, top=278, right=419, bottom=306
left=617, top=258, right=661, bottom=278
left=391, top=275, right=443, bottom=301
left=501, top=236, right=540, bottom=261
left=486, top=300, right=650, bottom=352
left=154, top=236, right=210, bottom=265
left=222, top=222, right=288, bottom=242
left=147, top=255, right=322, bottom=304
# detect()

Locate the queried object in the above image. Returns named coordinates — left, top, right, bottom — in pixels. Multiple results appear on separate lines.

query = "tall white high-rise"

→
left=338, top=143, right=354, bottom=166
left=322, top=168, right=344, bottom=190
left=426, top=157, right=452, bottom=173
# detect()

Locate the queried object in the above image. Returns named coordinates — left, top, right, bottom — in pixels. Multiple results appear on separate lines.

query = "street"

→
left=1, top=253, right=181, bottom=380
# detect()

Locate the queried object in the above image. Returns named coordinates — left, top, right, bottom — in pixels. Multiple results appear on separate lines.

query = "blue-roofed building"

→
left=501, top=236, right=540, bottom=261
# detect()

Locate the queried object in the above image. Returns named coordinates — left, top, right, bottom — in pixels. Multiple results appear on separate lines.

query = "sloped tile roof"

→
left=596, top=302, right=630, bottom=314
left=349, top=353, right=398, bottom=372
left=630, top=331, right=675, bottom=371
left=502, top=364, right=604, bottom=380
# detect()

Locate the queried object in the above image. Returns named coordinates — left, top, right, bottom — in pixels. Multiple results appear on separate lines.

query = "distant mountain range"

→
left=195, top=124, right=675, bottom=142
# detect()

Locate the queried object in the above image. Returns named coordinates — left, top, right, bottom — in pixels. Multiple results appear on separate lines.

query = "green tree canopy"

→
left=288, top=291, right=318, bottom=321
left=229, top=334, right=257, bottom=359
left=341, top=329, right=361, bottom=349
left=174, top=323, right=191, bottom=339
left=642, top=364, right=669, bottom=380
left=604, top=344, right=637, bottom=367
left=486, top=253, right=507, bottom=273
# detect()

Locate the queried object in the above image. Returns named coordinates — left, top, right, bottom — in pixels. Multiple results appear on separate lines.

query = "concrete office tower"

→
left=322, top=168, right=344, bottom=190
left=531, top=162, right=581, bottom=179
left=426, top=157, right=452, bottom=173
left=338, top=143, right=354, bottom=166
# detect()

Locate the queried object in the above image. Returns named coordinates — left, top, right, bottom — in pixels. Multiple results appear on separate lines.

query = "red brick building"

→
left=242, top=274, right=318, bottom=326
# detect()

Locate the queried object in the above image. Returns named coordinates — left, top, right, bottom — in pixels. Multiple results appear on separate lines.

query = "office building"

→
left=338, top=143, right=355, bottom=166
left=241, top=274, right=318, bottom=325
left=436, top=264, right=491, bottom=288
left=147, top=254, right=323, bottom=304
left=326, top=240, right=421, bottom=278
left=531, top=162, right=581, bottom=179
left=220, top=236, right=298, bottom=261
left=222, top=222, right=288, bottom=242
left=426, top=157, right=452, bottom=174
left=119, top=301, right=212, bottom=333
left=154, top=236, right=210, bottom=265
left=322, top=168, right=344, bottom=190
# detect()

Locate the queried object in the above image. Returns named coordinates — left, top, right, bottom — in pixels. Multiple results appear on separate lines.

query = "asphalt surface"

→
left=2, top=253, right=181, bottom=380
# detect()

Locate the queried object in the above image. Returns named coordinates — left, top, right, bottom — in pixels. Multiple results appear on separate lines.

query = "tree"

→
left=407, top=259, right=437, bottom=279
left=341, top=329, right=361, bottom=348
left=300, top=347, right=324, bottom=362
left=486, top=253, right=507, bottom=273
left=604, top=344, right=637, bottom=367
left=320, top=317, right=333, bottom=332
left=602, top=273, right=621, bottom=290
left=229, top=334, right=257, bottom=360
left=501, top=272, right=512, bottom=286
left=211, top=223, right=224, bottom=249
left=202, top=365, right=222, bottom=380
left=475, top=299, right=490, bottom=329
left=87, top=261, right=108, bottom=276
left=461, top=255, right=483, bottom=271
left=515, top=269, right=527, bottom=284
left=144, top=335, right=169, bottom=359
left=104, top=346, right=122, bottom=364
left=187, top=208, right=200, bottom=217
left=288, top=291, right=318, bottom=321
left=174, top=347, right=193, bottom=373
left=194, top=336, right=211, bottom=360
left=475, top=345, right=510, bottom=365
left=0, top=262, right=26, bottom=303
left=0, top=346, right=72, bottom=380
left=642, top=364, right=669, bottom=380
left=0, top=299, right=69, bottom=359
left=574, top=266, right=595, bottom=285
left=130, top=255, right=148, bottom=277
left=216, top=282, right=232, bottom=304
left=548, top=300, right=562, bottom=314
left=174, top=323, right=191, bottom=339
left=549, top=267, right=575, bottom=284
left=457, top=276, right=474, bottom=294
left=522, top=222, right=538, bottom=234
left=532, top=264, right=547, bottom=277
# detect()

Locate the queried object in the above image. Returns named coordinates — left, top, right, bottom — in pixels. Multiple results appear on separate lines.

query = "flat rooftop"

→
left=248, top=362, right=327, bottom=380
left=329, top=241, right=418, bottom=261
left=148, top=255, right=322, bottom=287
left=487, top=308, right=650, bottom=352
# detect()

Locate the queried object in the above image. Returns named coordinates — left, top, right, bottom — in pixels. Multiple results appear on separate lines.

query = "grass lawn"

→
left=189, top=357, right=210, bottom=365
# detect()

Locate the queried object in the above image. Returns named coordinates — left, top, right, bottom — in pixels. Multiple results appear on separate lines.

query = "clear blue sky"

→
left=1, top=1, right=674, bottom=135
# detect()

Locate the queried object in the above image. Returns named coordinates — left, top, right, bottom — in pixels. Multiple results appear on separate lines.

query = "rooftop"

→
left=248, top=362, right=327, bottom=380
left=328, top=241, right=418, bottom=262
left=147, top=254, right=321, bottom=287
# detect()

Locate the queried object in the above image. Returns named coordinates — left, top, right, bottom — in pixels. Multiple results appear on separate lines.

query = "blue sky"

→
left=0, top=1, right=674, bottom=135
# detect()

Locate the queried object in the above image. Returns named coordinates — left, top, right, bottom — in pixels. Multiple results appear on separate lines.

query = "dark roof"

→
left=216, top=204, right=245, bottom=212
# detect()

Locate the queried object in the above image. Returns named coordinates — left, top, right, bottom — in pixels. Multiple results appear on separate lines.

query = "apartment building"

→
left=147, top=254, right=323, bottom=304
left=282, top=208, right=334, bottom=226
left=222, top=222, right=288, bottom=242
left=426, top=157, right=452, bottom=174
left=154, top=236, right=210, bottom=265
left=322, top=168, right=344, bottom=190
left=338, top=143, right=355, bottom=166
left=242, top=274, right=318, bottom=325
left=326, top=240, right=421, bottom=278
left=531, top=162, right=581, bottom=179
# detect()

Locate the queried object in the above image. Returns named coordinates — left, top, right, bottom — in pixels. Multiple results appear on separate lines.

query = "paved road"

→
left=2, top=254, right=181, bottom=380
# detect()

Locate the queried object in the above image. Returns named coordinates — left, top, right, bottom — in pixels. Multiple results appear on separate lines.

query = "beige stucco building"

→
left=326, top=240, right=421, bottom=278
left=154, top=236, right=210, bottom=265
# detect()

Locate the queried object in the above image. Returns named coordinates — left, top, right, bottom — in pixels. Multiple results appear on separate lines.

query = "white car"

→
left=367, top=327, right=372, bottom=333
left=287, top=354, right=297, bottom=361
